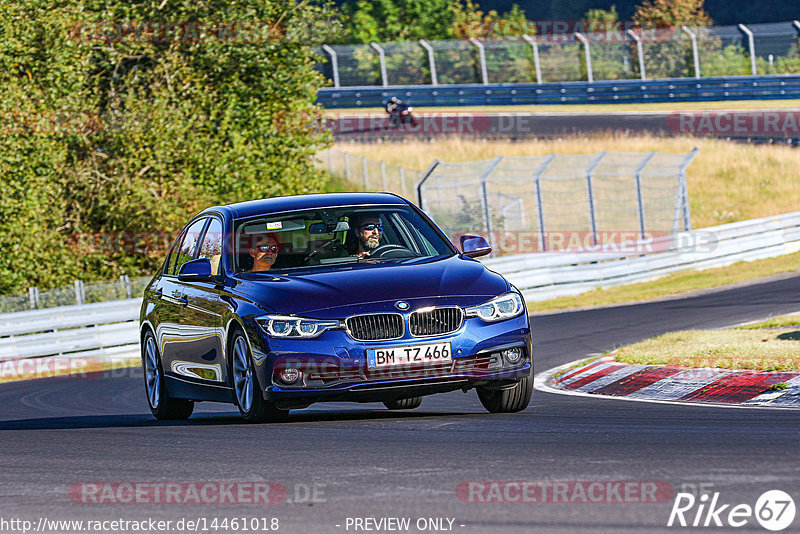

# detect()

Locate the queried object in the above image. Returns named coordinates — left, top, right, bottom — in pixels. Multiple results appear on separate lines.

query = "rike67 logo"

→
left=668, top=490, right=796, bottom=531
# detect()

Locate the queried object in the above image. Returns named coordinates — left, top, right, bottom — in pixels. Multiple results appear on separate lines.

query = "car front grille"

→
left=345, top=313, right=404, bottom=341
left=409, top=307, right=464, bottom=337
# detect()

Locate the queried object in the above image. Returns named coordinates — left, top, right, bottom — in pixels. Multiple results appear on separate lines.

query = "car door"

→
left=172, top=216, right=227, bottom=384
left=158, top=217, right=208, bottom=377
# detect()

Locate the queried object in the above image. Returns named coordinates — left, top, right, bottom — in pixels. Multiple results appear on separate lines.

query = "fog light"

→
left=279, top=368, right=301, bottom=384
left=502, top=347, right=523, bottom=365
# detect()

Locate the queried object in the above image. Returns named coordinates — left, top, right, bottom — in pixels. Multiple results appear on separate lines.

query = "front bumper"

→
left=248, top=313, right=532, bottom=406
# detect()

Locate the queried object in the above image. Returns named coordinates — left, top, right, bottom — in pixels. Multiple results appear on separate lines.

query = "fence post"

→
left=737, top=24, right=757, bottom=76
left=120, top=274, right=131, bottom=299
left=362, top=157, right=369, bottom=189
left=585, top=152, right=607, bottom=247
left=369, top=42, right=389, bottom=86
left=328, top=148, right=334, bottom=175
left=531, top=154, right=556, bottom=252
left=399, top=167, right=407, bottom=197
left=522, top=35, right=542, bottom=84
left=469, top=37, right=489, bottom=85
left=380, top=162, right=388, bottom=190
left=794, top=21, right=800, bottom=35
left=321, top=45, right=340, bottom=88
left=28, top=287, right=39, bottom=309
left=479, top=157, right=504, bottom=252
left=634, top=152, right=656, bottom=240
left=415, top=160, right=441, bottom=209
left=419, top=39, right=438, bottom=86
left=344, top=152, right=351, bottom=181
left=74, top=279, right=85, bottom=305
left=626, top=29, right=647, bottom=80
left=681, top=26, right=701, bottom=78
left=678, top=148, right=699, bottom=232
left=574, top=33, right=593, bottom=83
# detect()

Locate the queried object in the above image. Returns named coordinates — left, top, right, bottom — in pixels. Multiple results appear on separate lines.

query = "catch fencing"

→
left=316, top=147, right=420, bottom=200
left=316, top=21, right=800, bottom=88
left=0, top=275, right=150, bottom=314
left=417, top=150, right=697, bottom=253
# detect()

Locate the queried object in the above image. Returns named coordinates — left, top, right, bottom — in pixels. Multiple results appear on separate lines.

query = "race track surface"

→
left=1, top=275, right=800, bottom=533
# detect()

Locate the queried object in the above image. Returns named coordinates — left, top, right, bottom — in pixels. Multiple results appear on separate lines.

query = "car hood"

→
left=231, top=255, right=509, bottom=317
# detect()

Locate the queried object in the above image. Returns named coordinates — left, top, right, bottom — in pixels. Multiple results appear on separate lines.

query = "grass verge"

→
left=328, top=99, right=800, bottom=115
left=527, top=250, right=800, bottom=313
left=613, top=320, right=800, bottom=371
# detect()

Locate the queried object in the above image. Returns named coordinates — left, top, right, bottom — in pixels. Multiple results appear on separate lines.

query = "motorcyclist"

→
left=384, top=97, right=415, bottom=126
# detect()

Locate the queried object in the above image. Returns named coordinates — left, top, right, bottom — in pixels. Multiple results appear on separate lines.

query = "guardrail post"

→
left=626, top=29, right=647, bottom=80
left=74, top=279, right=85, bottom=305
left=419, top=39, right=438, bottom=86
left=522, top=35, right=542, bottom=84
left=681, top=26, right=701, bottom=78
left=738, top=24, right=758, bottom=76
left=479, top=157, right=504, bottom=253
left=532, top=154, right=556, bottom=251
left=320, top=45, right=340, bottom=88
left=369, top=42, right=389, bottom=86
left=362, top=156, right=369, bottom=189
left=28, top=287, right=39, bottom=309
left=120, top=274, right=131, bottom=299
left=415, top=160, right=441, bottom=209
left=634, top=152, right=656, bottom=240
left=574, top=33, right=594, bottom=83
left=585, top=152, right=607, bottom=246
left=469, top=37, right=489, bottom=85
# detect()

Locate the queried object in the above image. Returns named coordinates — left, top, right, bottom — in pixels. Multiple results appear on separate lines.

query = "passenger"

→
left=249, top=233, right=280, bottom=272
left=349, top=215, right=383, bottom=259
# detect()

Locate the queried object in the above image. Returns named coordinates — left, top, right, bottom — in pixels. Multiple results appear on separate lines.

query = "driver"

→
left=248, top=232, right=280, bottom=271
left=350, top=215, right=383, bottom=259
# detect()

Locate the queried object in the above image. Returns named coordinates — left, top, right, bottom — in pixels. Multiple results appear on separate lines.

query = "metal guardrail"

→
left=484, top=211, right=800, bottom=302
left=317, top=74, right=800, bottom=108
left=0, top=299, right=141, bottom=362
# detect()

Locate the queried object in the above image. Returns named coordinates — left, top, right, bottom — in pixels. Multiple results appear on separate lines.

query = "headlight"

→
left=465, top=292, right=524, bottom=322
left=257, top=315, right=341, bottom=339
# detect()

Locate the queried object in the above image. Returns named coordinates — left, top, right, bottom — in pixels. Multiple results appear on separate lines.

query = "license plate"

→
left=366, top=342, right=452, bottom=369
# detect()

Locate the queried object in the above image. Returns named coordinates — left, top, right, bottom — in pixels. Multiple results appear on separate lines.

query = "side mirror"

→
left=178, top=258, right=215, bottom=281
left=460, top=235, right=492, bottom=258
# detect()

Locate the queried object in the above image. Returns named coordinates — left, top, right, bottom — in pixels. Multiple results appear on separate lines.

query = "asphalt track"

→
left=1, top=275, right=800, bottom=533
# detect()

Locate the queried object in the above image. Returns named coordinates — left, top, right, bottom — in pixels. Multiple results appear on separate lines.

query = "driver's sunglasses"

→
left=361, top=223, right=383, bottom=232
left=257, top=244, right=279, bottom=253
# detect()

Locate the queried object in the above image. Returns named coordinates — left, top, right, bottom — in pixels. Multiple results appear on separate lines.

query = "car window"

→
left=171, top=218, right=208, bottom=275
left=233, top=205, right=453, bottom=273
left=164, top=232, right=184, bottom=275
left=197, top=218, right=223, bottom=275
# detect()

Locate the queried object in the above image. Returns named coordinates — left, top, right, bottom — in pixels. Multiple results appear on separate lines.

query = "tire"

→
left=141, top=330, right=194, bottom=420
left=477, top=376, right=533, bottom=414
left=383, top=396, right=423, bottom=410
left=230, top=328, right=289, bottom=423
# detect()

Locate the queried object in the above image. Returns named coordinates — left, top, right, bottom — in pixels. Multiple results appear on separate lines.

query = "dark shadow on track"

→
left=0, top=409, right=475, bottom=431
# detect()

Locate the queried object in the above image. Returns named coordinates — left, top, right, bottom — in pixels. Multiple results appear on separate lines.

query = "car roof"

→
left=200, top=192, right=410, bottom=220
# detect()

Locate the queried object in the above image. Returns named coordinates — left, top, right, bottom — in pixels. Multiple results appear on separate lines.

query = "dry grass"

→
left=614, top=328, right=800, bottom=371
left=337, top=134, right=800, bottom=229
left=329, top=99, right=800, bottom=114
left=527, top=250, right=800, bottom=312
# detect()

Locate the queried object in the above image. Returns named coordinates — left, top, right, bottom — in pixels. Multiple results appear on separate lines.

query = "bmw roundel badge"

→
left=395, top=301, right=410, bottom=311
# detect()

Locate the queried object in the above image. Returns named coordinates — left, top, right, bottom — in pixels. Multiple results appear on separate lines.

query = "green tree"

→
left=0, top=0, right=337, bottom=293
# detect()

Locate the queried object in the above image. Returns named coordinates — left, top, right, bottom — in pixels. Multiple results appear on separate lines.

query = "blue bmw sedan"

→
left=139, top=193, right=532, bottom=422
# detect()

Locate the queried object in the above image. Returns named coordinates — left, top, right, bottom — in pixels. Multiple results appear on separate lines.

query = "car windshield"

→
left=233, top=205, right=454, bottom=273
